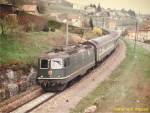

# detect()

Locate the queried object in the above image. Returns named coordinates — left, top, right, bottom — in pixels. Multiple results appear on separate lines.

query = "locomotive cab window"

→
left=51, top=58, right=64, bottom=69
left=40, top=59, right=49, bottom=69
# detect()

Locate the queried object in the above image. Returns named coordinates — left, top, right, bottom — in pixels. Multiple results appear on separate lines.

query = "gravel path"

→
left=31, top=40, right=126, bottom=113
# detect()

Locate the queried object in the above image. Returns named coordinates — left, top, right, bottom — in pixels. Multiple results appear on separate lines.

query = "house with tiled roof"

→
left=0, top=4, right=17, bottom=18
left=127, top=27, right=150, bottom=42
left=21, top=5, right=37, bottom=14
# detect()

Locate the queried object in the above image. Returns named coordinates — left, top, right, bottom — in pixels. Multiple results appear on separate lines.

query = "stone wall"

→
left=0, top=67, right=37, bottom=102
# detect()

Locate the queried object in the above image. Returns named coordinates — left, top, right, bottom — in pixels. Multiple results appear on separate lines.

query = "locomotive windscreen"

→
left=40, top=59, right=49, bottom=69
left=51, top=58, right=64, bottom=69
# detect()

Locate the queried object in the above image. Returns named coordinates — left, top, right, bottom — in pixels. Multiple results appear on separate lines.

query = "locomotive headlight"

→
left=48, top=69, right=52, bottom=76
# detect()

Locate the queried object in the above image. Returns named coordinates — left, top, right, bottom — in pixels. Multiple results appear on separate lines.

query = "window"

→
left=87, top=50, right=91, bottom=56
left=51, top=58, right=64, bottom=69
left=40, top=59, right=48, bottom=69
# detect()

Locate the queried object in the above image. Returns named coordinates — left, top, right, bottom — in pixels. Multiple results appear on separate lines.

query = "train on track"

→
left=37, top=31, right=121, bottom=91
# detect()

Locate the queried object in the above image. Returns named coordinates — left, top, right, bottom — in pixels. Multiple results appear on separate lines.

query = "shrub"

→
left=50, top=27, right=55, bottom=32
left=47, top=20, right=62, bottom=30
left=93, top=27, right=103, bottom=36
left=17, top=12, right=47, bottom=32
left=144, top=40, right=150, bottom=44
left=69, top=25, right=84, bottom=34
left=42, top=25, right=49, bottom=32
left=26, top=22, right=36, bottom=32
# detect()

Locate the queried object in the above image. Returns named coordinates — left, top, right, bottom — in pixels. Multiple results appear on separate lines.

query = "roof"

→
left=128, top=28, right=150, bottom=33
left=0, top=3, right=17, bottom=7
left=40, top=51, right=69, bottom=59
left=21, top=5, right=37, bottom=12
left=68, top=15, right=80, bottom=20
left=140, top=29, right=150, bottom=31
left=40, top=44, right=93, bottom=59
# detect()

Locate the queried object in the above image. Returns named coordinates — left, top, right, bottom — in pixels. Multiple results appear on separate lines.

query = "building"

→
left=96, top=10, right=110, bottom=17
left=0, top=4, right=17, bottom=18
left=73, top=4, right=83, bottom=10
left=138, top=28, right=150, bottom=42
left=21, top=5, right=37, bottom=14
left=107, top=19, right=117, bottom=30
left=127, top=29, right=136, bottom=40
left=127, top=28, right=150, bottom=42
left=68, top=15, right=83, bottom=27
left=48, top=0, right=73, bottom=7
left=85, top=6, right=96, bottom=15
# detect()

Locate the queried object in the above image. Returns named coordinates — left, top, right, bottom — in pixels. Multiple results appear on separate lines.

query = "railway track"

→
left=11, top=92, right=58, bottom=113
left=9, top=75, right=87, bottom=113
left=0, top=86, right=43, bottom=113
left=10, top=81, right=80, bottom=113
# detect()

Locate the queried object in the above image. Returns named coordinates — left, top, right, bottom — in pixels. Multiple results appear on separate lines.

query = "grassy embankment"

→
left=71, top=39, right=150, bottom=113
left=0, top=31, right=62, bottom=66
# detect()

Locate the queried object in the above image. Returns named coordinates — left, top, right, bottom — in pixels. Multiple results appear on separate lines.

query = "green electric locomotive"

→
left=37, top=44, right=95, bottom=91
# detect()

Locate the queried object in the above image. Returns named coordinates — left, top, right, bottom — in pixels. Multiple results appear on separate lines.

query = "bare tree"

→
left=89, top=17, right=94, bottom=30
left=0, top=19, right=8, bottom=36
left=0, top=14, right=18, bottom=37
left=97, top=3, right=102, bottom=12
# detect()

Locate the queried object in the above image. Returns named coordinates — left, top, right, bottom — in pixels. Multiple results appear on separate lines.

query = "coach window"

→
left=87, top=50, right=91, bottom=56
left=99, top=48, right=102, bottom=53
